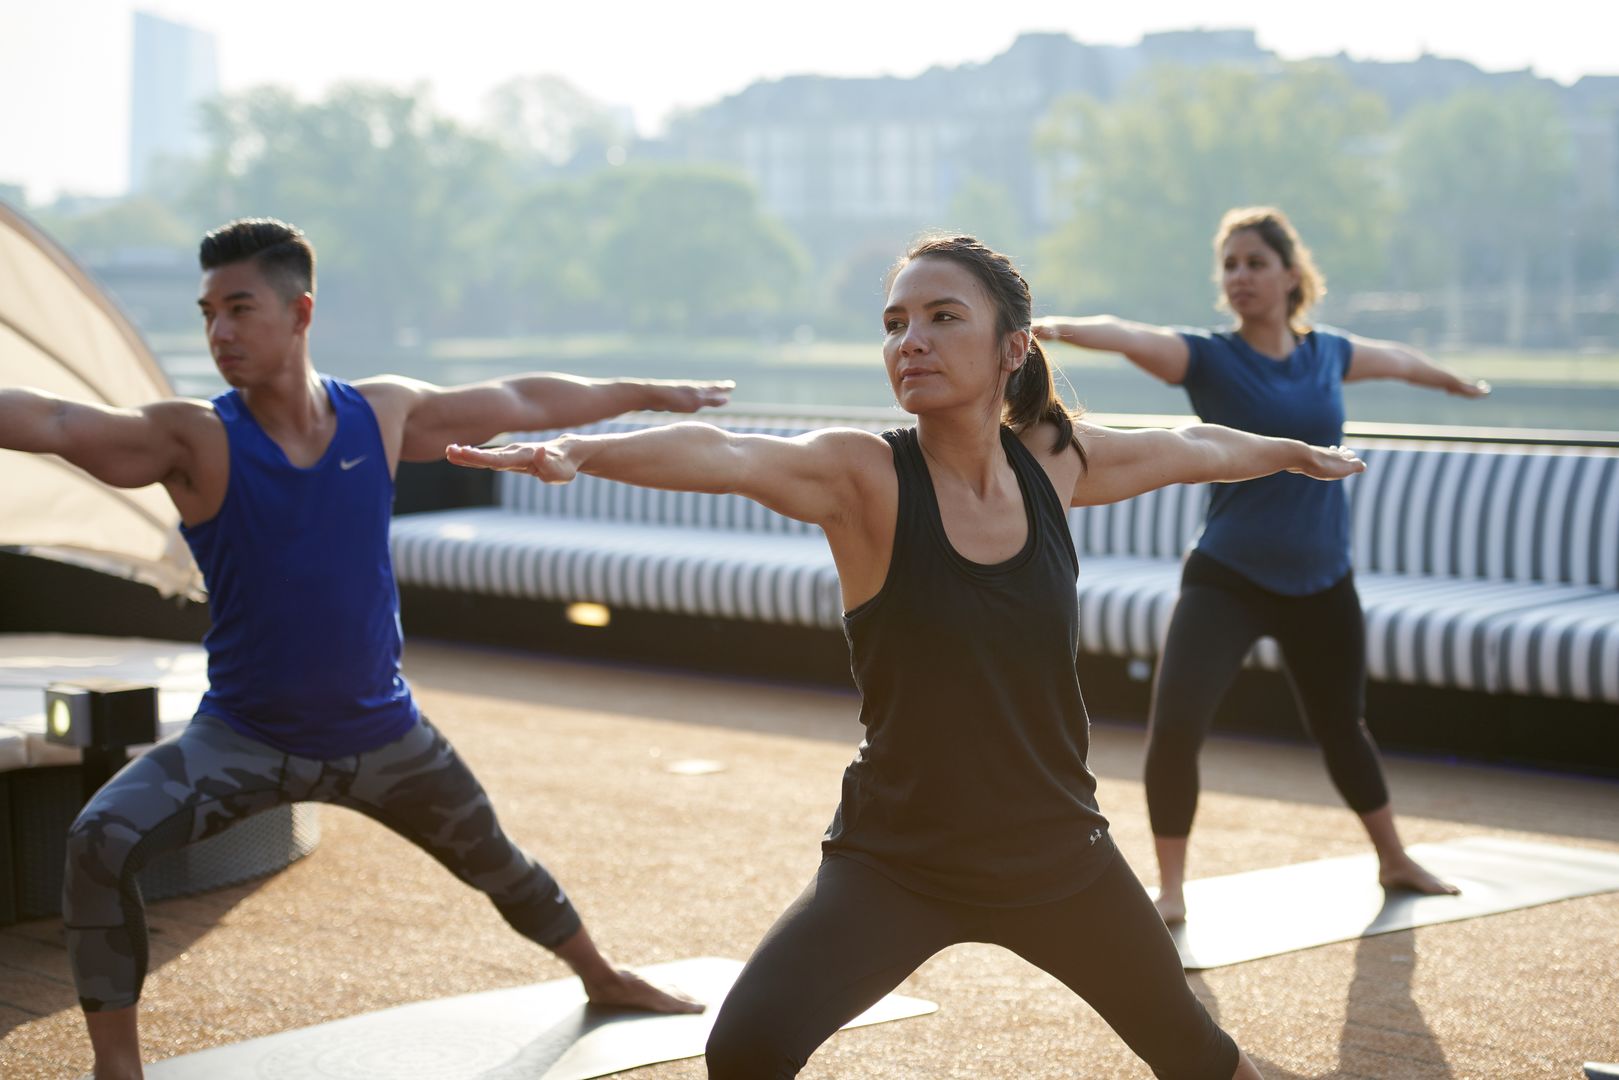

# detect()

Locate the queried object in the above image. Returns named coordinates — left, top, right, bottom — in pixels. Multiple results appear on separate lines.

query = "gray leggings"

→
left=63, top=715, right=582, bottom=1012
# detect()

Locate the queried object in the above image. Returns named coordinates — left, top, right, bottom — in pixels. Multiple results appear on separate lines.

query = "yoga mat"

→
left=1168, top=836, right=1619, bottom=970
left=142, top=956, right=936, bottom=1079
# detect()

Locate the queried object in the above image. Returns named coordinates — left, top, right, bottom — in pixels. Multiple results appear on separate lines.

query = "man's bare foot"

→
left=1379, top=856, right=1459, bottom=895
left=1154, top=889, right=1187, bottom=926
left=583, top=968, right=705, bottom=1014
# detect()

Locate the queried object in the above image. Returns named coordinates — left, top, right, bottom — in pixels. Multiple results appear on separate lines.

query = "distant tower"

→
left=128, top=11, right=218, bottom=193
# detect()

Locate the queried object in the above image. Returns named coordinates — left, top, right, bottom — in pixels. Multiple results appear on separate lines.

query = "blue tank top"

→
left=181, top=377, right=418, bottom=757
left=1178, top=328, right=1353, bottom=595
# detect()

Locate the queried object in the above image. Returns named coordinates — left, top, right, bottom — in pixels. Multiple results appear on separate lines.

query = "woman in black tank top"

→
left=448, top=236, right=1365, bottom=1080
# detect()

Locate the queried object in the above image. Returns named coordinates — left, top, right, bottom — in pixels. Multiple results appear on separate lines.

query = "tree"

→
left=1392, top=84, right=1575, bottom=343
left=37, top=196, right=195, bottom=258
left=588, top=164, right=808, bottom=333
left=945, top=177, right=1031, bottom=260
left=1036, top=64, right=1389, bottom=323
left=182, top=83, right=516, bottom=341
left=480, top=76, right=631, bottom=177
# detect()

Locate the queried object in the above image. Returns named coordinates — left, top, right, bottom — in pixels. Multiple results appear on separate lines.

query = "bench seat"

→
left=391, top=417, right=1619, bottom=706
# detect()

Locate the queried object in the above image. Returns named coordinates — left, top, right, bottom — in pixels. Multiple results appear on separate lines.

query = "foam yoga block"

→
left=142, top=956, right=937, bottom=1079
left=1166, top=836, right=1619, bottom=970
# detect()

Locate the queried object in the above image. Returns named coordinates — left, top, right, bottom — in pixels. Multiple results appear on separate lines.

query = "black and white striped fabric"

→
left=390, top=419, right=1619, bottom=703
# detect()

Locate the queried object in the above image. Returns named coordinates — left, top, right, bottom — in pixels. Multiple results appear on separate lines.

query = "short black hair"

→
left=199, top=218, right=316, bottom=302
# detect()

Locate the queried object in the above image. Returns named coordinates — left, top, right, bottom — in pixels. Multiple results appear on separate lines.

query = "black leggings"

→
left=1145, top=550, right=1389, bottom=838
left=705, top=848, right=1238, bottom=1079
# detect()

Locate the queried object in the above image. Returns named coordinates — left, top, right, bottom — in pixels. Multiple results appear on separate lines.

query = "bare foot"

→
left=583, top=969, right=705, bottom=1014
left=1379, top=856, right=1459, bottom=895
left=1154, top=889, right=1187, bottom=926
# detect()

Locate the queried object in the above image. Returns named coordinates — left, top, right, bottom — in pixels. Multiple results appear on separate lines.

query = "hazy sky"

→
left=4, top=1, right=1616, bottom=201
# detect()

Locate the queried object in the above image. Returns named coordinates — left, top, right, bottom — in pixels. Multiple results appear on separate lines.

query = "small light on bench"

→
left=43, top=680, right=160, bottom=801
left=565, top=602, right=611, bottom=628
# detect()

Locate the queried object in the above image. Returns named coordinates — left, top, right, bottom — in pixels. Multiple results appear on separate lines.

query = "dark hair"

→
left=1213, top=206, right=1324, bottom=335
left=889, top=234, right=1085, bottom=463
left=199, top=218, right=316, bottom=303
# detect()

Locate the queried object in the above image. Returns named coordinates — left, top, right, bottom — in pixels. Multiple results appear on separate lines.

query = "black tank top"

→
left=822, top=426, right=1114, bottom=906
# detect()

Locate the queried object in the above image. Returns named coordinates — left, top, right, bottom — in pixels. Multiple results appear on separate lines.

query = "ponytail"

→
left=1004, top=338, right=1086, bottom=468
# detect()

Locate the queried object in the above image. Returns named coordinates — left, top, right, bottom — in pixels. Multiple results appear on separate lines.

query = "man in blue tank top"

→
left=0, top=218, right=729, bottom=1079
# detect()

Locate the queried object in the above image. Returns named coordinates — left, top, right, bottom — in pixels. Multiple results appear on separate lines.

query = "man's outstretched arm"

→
left=0, top=388, right=194, bottom=489
left=375, top=373, right=734, bottom=463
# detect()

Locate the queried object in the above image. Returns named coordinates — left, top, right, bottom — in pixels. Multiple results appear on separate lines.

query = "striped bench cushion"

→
left=1486, top=592, right=1619, bottom=703
left=1067, top=443, right=1619, bottom=590
left=399, top=417, right=1617, bottom=702
left=1074, top=557, right=1617, bottom=700
left=391, top=508, right=841, bottom=629
left=1349, top=444, right=1619, bottom=589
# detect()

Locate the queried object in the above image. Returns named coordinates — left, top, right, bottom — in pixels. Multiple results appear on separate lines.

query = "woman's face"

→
left=1220, top=228, right=1299, bottom=325
left=882, top=256, right=1017, bottom=416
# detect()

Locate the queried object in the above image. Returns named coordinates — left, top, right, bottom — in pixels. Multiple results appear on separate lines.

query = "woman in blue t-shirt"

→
left=1035, top=206, right=1489, bottom=924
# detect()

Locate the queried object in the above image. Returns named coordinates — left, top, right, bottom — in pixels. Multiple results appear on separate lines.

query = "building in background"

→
left=129, top=11, right=218, bottom=193
left=652, top=29, right=1619, bottom=343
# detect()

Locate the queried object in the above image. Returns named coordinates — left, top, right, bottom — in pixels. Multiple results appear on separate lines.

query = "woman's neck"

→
left=1236, top=314, right=1297, bottom=361
left=914, top=409, right=1007, bottom=495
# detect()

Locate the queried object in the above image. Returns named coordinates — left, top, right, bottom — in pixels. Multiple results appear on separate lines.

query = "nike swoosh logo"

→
left=339, top=456, right=367, bottom=471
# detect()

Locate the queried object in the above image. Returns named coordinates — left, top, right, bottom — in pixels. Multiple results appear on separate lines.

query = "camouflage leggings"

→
left=63, top=714, right=582, bottom=1012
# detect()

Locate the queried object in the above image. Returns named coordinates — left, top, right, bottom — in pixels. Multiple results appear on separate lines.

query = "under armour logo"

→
left=339, top=456, right=367, bottom=471
left=1088, top=828, right=1103, bottom=845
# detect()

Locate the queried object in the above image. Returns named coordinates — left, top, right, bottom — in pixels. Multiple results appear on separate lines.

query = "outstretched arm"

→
left=1033, top=315, right=1191, bottom=385
left=373, top=373, right=735, bottom=463
left=445, top=422, right=882, bottom=529
left=1070, top=421, right=1363, bottom=507
left=0, top=388, right=194, bottom=489
left=1345, top=336, right=1489, bottom=397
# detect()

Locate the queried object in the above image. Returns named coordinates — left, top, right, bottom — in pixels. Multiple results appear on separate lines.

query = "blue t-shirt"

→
left=1177, top=328, right=1354, bottom=595
left=181, top=376, right=419, bottom=757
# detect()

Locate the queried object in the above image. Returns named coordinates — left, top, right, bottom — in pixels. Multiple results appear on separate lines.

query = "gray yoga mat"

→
left=1169, top=836, right=1619, bottom=970
left=142, top=956, right=936, bottom=1079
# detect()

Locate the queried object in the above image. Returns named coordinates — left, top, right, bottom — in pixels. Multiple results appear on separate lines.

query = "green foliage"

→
left=36, top=196, right=194, bottom=255
left=180, top=83, right=514, bottom=338
left=480, top=75, right=631, bottom=175
left=1392, top=84, right=1575, bottom=289
left=95, top=81, right=809, bottom=340
left=477, top=164, right=808, bottom=334
left=1036, top=63, right=1390, bottom=322
left=945, top=178, right=1031, bottom=258
left=589, top=164, right=808, bottom=332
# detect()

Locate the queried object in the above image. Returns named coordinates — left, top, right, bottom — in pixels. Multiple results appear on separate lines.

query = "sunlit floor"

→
left=3, top=640, right=1617, bottom=1079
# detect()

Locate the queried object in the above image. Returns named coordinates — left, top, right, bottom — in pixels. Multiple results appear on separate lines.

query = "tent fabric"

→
left=0, top=201, right=203, bottom=599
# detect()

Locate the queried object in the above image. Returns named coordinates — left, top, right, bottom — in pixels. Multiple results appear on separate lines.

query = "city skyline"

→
left=3, top=1, right=1616, bottom=202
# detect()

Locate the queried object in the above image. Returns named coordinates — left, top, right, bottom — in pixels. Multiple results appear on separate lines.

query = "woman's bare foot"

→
left=1378, top=855, right=1459, bottom=895
left=1154, top=888, right=1187, bottom=926
left=583, top=968, right=705, bottom=1014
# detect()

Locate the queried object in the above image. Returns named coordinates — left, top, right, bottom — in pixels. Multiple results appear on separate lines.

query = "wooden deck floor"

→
left=4, top=641, right=1617, bottom=1078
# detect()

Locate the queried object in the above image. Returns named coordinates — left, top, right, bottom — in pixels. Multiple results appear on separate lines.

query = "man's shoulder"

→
left=147, top=395, right=226, bottom=434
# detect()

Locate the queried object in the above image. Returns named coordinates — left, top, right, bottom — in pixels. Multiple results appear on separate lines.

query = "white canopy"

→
left=0, top=201, right=203, bottom=599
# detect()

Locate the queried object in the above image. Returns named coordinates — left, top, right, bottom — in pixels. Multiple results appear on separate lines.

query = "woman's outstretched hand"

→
left=1289, top=444, right=1366, bottom=481
left=446, top=440, right=576, bottom=483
